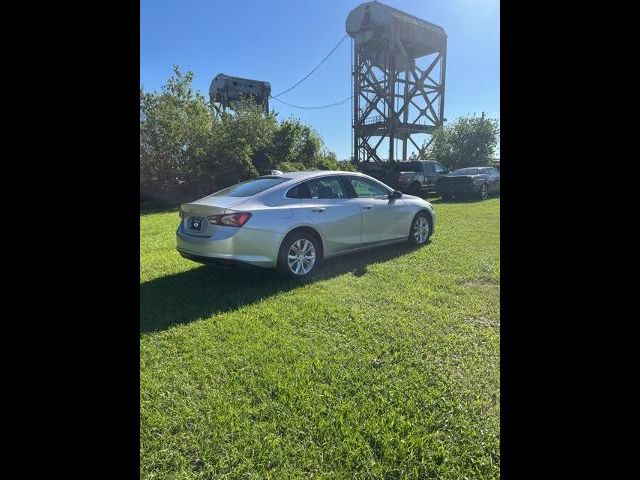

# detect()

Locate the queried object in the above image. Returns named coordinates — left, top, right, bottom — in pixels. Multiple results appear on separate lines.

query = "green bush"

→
left=415, top=115, right=500, bottom=170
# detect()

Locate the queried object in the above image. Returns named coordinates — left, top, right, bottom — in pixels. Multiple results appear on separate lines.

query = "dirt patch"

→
left=461, top=278, right=499, bottom=288
left=466, top=316, right=500, bottom=328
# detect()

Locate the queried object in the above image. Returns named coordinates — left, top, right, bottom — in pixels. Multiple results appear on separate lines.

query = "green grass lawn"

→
left=140, top=198, right=500, bottom=479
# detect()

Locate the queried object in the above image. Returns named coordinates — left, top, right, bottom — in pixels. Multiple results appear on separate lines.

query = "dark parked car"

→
left=436, top=166, right=500, bottom=200
left=383, top=160, right=449, bottom=196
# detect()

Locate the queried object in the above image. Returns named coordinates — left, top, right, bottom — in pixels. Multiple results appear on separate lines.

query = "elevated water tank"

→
left=209, top=74, right=271, bottom=111
left=346, top=1, right=446, bottom=70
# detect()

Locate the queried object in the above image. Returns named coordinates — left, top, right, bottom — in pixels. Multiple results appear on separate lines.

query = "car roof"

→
left=259, top=170, right=369, bottom=181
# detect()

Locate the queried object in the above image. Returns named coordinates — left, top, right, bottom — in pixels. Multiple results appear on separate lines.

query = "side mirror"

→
left=389, top=190, right=403, bottom=199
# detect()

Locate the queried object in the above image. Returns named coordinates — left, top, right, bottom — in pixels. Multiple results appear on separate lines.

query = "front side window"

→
left=349, top=177, right=389, bottom=199
left=434, top=163, right=446, bottom=174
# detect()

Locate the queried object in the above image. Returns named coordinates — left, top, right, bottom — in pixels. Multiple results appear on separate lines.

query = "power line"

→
left=271, top=34, right=349, bottom=98
left=270, top=95, right=352, bottom=110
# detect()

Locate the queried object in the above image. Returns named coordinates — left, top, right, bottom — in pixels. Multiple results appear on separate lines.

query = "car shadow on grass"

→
left=431, top=197, right=481, bottom=204
left=402, top=194, right=482, bottom=204
left=431, top=193, right=500, bottom=205
left=140, top=242, right=417, bottom=334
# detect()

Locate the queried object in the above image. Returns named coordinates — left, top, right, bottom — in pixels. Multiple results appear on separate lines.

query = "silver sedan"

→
left=176, top=170, right=436, bottom=277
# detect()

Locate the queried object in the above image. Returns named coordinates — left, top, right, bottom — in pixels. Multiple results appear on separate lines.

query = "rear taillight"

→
left=207, top=212, right=252, bottom=227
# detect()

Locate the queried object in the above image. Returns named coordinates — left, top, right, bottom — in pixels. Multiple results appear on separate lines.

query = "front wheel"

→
left=277, top=231, right=321, bottom=278
left=478, top=183, right=488, bottom=200
left=408, top=212, right=431, bottom=246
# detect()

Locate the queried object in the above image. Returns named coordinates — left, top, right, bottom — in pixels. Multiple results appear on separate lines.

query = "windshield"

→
left=451, top=168, right=480, bottom=176
left=209, top=177, right=290, bottom=197
left=393, top=162, right=422, bottom=172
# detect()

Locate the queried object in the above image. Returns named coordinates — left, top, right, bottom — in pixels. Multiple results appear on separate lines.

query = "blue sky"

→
left=141, top=0, right=499, bottom=160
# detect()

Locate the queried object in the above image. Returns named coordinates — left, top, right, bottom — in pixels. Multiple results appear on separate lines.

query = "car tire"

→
left=478, top=183, right=488, bottom=200
left=277, top=231, right=322, bottom=278
left=408, top=212, right=432, bottom=247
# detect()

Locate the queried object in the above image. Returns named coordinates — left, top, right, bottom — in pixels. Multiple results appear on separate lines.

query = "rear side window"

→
left=286, top=182, right=311, bottom=199
left=423, top=162, right=436, bottom=174
left=286, top=177, right=348, bottom=199
left=210, top=177, right=290, bottom=197
left=307, top=177, right=347, bottom=199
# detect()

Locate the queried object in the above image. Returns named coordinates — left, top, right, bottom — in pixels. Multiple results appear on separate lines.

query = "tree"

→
left=420, top=116, right=499, bottom=170
left=140, top=65, right=212, bottom=202
left=208, top=97, right=278, bottom=186
left=266, top=118, right=354, bottom=173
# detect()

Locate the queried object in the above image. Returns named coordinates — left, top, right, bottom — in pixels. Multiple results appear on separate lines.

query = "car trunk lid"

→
left=180, top=196, right=249, bottom=237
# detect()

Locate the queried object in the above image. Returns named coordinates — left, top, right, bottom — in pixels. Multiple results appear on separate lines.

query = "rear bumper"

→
left=176, top=223, right=280, bottom=268
left=177, top=251, right=251, bottom=269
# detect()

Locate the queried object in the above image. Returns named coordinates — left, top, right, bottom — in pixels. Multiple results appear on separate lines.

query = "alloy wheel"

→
left=286, top=238, right=316, bottom=275
left=413, top=216, right=430, bottom=244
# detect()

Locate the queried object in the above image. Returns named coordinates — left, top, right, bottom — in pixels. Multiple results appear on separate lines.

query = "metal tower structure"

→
left=346, top=1, right=447, bottom=167
left=209, top=74, right=271, bottom=115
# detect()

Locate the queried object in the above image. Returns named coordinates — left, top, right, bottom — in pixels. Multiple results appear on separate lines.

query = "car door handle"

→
left=311, top=207, right=326, bottom=212
left=361, top=205, right=373, bottom=210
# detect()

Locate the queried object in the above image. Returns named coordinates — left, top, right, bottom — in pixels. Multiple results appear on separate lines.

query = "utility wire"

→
left=271, top=34, right=349, bottom=98
left=270, top=95, right=352, bottom=110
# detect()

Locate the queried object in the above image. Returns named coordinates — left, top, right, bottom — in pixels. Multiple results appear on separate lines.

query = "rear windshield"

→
left=451, top=168, right=480, bottom=176
left=393, top=162, right=422, bottom=172
left=209, top=177, right=290, bottom=197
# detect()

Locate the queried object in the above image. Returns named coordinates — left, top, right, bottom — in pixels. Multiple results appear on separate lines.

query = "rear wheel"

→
left=478, top=183, right=488, bottom=200
left=277, top=231, right=321, bottom=278
left=408, top=212, right=431, bottom=246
